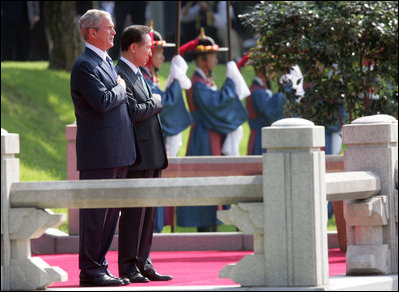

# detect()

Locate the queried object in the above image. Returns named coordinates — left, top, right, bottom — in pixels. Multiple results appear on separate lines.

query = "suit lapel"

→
left=85, top=48, right=116, bottom=83
left=117, top=61, right=135, bottom=87
left=100, top=60, right=116, bottom=83
left=116, top=60, right=162, bottom=131
left=117, top=61, right=150, bottom=100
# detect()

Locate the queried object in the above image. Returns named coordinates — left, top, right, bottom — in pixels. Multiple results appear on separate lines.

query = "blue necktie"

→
left=106, top=56, right=117, bottom=80
left=137, top=70, right=150, bottom=97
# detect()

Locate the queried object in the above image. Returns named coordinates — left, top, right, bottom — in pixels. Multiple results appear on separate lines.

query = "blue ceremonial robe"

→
left=325, top=104, right=348, bottom=155
left=324, top=104, right=347, bottom=219
left=186, top=70, right=248, bottom=156
left=247, top=79, right=286, bottom=155
left=177, top=69, right=248, bottom=228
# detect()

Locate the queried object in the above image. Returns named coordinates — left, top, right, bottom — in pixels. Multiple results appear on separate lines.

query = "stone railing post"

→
left=262, top=118, right=329, bottom=287
left=65, top=123, right=80, bottom=235
left=1, top=129, right=67, bottom=290
left=1, top=128, right=20, bottom=290
left=343, top=114, right=398, bottom=275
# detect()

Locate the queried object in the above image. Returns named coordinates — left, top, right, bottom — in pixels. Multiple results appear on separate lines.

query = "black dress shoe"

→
left=105, top=270, right=131, bottom=285
left=125, top=271, right=150, bottom=283
left=143, top=271, right=173, bottom=281
left=80, top=274, right=124, bottom=287
left=120, top=277, right=131, bottom=285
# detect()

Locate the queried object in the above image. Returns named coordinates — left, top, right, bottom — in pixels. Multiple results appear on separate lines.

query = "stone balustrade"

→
left=2, top=114, right=397, bottom=290
left=217, top=115, right=397, bottom=288
left=1, top=129, right=67, bottom=291
left=343, top=115, right=398, bottom=275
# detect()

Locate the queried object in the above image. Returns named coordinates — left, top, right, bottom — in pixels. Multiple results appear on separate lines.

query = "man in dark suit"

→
left=70, top=9, right=136, bottom=287
left=116, top=25, right=172, bottom=283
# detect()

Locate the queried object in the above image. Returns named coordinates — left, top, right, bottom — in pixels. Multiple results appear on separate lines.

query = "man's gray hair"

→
left=79, top=9, right=111, bottom=40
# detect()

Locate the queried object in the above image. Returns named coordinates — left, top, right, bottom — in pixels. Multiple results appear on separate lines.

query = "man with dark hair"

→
left=115, top=25, right=173, bottom=283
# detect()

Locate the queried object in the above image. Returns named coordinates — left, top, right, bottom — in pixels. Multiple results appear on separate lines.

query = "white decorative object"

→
left=279, top=64, right=305, bottom=101
left=226, top=61, right=250, bottom=100
left=164, top=55, right=192, bottom=90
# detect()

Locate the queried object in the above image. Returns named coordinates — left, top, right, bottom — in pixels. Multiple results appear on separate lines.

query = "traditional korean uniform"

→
left=247, top=77, right=286, bottom=155
left=235, top=51, right=287, bottom=155
left=176, top=32, right=250, bottom=230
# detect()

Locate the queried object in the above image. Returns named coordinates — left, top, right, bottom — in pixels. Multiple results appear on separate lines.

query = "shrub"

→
left=240, top=1, right=398, bottom=127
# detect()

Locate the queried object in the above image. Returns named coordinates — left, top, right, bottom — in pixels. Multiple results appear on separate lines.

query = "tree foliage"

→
left=240, top=1, right=398, bottom=127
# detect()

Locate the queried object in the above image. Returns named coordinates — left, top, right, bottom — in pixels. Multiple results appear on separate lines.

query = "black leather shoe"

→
left=143, top=271, right=173, bottom=281
left=80, top=274, right=124, bottom=287
left=125, top=271, right=150, bottom=283
left=105, top=270, right=130, bottom=285
left=119, top=277, right=131, bottom=285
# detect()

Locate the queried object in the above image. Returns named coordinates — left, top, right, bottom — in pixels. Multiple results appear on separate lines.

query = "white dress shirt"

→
left=119, top=56, right=140, bottom=74
left=85, top=42, right=110, bottom=62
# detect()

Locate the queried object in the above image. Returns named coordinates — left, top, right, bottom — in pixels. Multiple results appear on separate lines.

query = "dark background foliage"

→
left=240, top=1, right=398, bottom=127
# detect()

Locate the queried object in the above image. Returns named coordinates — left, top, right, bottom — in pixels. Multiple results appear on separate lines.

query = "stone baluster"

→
left=218, top=202, right=265, bottom=286
left=343, top=114, right=398, bottom=275
left=1, top=129, right=67, bottom=290
left=261, top=118, right=329, bottom=287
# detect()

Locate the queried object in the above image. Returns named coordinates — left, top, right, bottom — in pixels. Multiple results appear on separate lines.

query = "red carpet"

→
left=35, top=249, right=346, bottom=288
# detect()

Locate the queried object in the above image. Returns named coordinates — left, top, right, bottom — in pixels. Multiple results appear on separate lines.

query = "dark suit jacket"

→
left=116, top=60, right=168, bottom=171
left=70, top=48, right=137, bottom=171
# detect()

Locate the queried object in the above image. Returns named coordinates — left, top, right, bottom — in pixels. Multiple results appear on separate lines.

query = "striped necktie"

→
left=137, top=70, right=150, bottom=97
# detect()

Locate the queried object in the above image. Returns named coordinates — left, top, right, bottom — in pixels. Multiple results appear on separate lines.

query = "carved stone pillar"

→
left=262, top=118, right=328, bottom=287
left=1, top=129, right=67, bottom=290
left=343, top=114, right=398, bottom=275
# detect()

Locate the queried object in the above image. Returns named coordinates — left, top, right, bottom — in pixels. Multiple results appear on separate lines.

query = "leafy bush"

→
left=240, top=1, right=398, bottom=127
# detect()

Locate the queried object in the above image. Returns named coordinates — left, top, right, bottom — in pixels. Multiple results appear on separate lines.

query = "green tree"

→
left=240, top=1, right=398, bottom=127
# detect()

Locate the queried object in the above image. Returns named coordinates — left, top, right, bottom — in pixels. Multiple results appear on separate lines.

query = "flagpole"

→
left=226, top=1, right=232, bottom=61
left=170, top=1, right=182, bottom=233
left=176, top=1, right=181, bottom=56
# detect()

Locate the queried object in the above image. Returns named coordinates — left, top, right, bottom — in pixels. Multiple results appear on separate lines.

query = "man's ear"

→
left=88, top=28, right=97, bottom=40
left=129, top=43, right=136, bottom=54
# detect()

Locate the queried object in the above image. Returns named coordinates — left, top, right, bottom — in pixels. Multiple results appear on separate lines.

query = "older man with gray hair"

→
left=70, top=9, right=138, bottom=287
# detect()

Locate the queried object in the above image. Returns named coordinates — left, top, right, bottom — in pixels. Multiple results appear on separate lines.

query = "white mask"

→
left=279, top=65, right=305, bottom=102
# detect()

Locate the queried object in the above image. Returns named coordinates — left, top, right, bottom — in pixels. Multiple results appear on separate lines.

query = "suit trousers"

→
left=79, top=166, right=128, bottom=278
left=118, top=169, right=162, bottom=276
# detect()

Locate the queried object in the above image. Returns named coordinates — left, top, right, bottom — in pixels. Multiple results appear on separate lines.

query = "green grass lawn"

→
left=1, top=62, right=75, bottom=181
left=1, top=61, right=336, bottom=233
